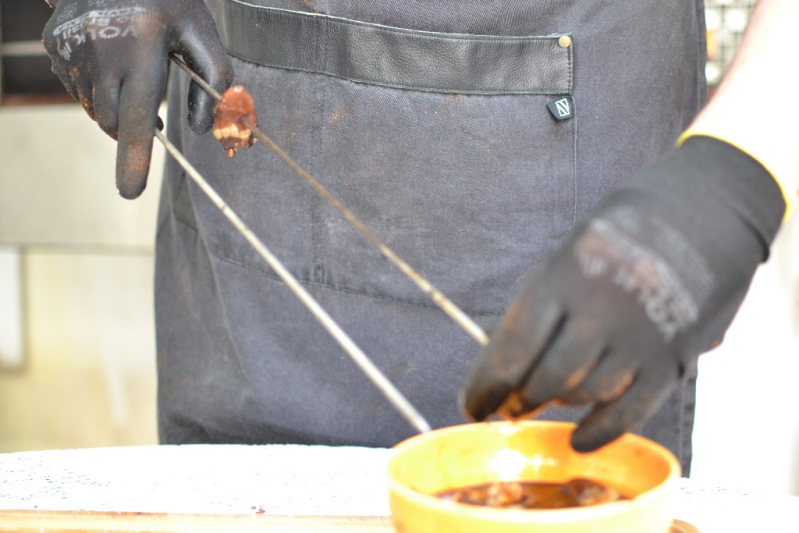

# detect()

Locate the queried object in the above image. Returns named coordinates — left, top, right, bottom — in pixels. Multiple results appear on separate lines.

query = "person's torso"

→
left=155, top=0, right=704, bottom=470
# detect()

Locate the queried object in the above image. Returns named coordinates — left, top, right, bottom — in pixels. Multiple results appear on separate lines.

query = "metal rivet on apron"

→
left=558, top=35, right=572, bottom=48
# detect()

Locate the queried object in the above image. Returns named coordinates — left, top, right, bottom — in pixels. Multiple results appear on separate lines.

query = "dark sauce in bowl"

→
left=436, top=478, right=626, bottom=509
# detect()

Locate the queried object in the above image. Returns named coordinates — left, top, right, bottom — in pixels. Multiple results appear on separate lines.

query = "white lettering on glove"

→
left=573, top=209, right=714, bottom=342
left=52, top=7, right=144, bottom=60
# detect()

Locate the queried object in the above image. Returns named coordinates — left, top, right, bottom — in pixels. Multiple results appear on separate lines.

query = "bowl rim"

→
left=388, top=420, right=681, bottom=522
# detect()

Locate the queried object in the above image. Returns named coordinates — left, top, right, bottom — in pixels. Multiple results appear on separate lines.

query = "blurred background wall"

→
left=1, top=0, right=797, bottom=495
left=0, top=105, right=161, bottom=450
left=0, top=0, right=161, bottom=452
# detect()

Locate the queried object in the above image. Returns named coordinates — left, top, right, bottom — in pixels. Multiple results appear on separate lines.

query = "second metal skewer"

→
left=169, top=54, right=490, bottom=348
left=154, top=128, right=432, bottom=434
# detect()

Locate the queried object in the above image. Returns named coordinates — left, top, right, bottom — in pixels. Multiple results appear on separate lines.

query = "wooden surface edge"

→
left=0, top=510, right=698, bottom=533
left=670, top=518, right=700, bottom=533
left=0, top=510, right=395, bottom=532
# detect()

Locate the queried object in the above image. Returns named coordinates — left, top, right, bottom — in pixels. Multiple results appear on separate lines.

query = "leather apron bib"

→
left=155, top=0, right=706, bottom=474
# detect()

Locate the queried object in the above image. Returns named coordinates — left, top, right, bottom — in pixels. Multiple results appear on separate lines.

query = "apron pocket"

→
left=196, top=2, right=576, bottom=316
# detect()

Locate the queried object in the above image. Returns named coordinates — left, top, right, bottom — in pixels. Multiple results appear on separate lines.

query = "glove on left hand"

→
left=43, top=0, right=233, bottom=198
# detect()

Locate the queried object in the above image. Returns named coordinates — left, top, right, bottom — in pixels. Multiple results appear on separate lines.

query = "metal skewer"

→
left=169, top=54, right=490, bottom=348
left=154, top=128, right=431, bottom=434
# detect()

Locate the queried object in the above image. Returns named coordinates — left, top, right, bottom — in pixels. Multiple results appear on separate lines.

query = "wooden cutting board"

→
left=0, top=511, right=697, bottom=533
left=0, top=510, right=395, bottom=532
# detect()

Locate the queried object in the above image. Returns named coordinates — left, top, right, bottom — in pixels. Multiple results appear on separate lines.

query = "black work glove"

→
left=43, top=0, right=233, bottom=199
left=462, top=136, right=786, bottom=452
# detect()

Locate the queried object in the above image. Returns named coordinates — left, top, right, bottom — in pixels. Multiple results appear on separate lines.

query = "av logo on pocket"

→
left=547, top=97, right=575, bottom=121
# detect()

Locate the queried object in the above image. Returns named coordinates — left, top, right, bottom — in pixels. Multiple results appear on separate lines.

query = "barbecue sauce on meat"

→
left=436, top=478, right=625, bottom=509
left=213, top=85, right=258, bottom=157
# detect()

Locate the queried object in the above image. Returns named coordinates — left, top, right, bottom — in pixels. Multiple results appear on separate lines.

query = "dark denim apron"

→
left=156, top=0, right=706, bottom=473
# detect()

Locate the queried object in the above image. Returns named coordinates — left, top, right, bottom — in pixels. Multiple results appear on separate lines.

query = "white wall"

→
left=0, top=104, right=162, bottom=451
left=691, top=214, right=799, bottom=495
left=690, top=0, right=799, bottom=496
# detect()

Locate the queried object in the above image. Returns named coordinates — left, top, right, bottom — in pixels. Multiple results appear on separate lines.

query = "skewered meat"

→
left=213, top=85, right=257, bottom=157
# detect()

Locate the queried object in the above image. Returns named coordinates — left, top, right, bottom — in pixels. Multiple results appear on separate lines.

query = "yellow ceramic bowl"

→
left=388, top=421, right=680, bottom=533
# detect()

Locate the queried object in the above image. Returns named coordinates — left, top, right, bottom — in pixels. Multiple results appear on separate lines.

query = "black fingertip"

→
left=187, top=89, right=214, bottom=134
left=458, top=390, right=479, bottom=422
left=459, top=380, right=511, bottom=423
left=116, top=179, right=147, bottom=200
left=157, top=115, right=165, bottom=131
left=75, top=87, right=96, bottom=121
left=116, top=171, right=148, bottom=200
left=570, top=434, right=602, bottom=454
left=61, top=81, right=80, bottom=105
left=570, top=424, right=624, bottom=454
left=184, top=47, right=234, bottom=135
left=458, top=389, right=502, bottom=423
left=115, top=149, right=150, bottom=200
left=459, top=391, right=489, bottom=422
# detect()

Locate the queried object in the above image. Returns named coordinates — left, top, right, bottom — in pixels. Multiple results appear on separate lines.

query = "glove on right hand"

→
left=43, top=0, right=233, bottom=199
left=461, top=136, right=786, bottom=452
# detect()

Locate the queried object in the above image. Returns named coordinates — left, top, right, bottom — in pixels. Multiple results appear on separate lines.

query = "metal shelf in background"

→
left=705, top=0, right=756, bottom=86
